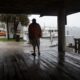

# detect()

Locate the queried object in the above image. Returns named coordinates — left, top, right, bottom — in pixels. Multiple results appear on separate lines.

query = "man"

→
left=28, top=18, right=42, bottom=56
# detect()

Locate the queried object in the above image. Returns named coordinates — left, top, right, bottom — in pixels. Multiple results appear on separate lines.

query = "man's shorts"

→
left=30, top=39, right=40, bottom=47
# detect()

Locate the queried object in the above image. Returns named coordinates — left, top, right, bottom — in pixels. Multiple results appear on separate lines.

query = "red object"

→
left=0, top=32, right=6, bottom=36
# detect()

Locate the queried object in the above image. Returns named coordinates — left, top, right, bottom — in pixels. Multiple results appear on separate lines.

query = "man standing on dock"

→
left=28, top=18, right=42, bottom=56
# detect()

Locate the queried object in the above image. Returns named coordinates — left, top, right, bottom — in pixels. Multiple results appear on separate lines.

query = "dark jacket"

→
left=28, top=23, right=42, bottom=39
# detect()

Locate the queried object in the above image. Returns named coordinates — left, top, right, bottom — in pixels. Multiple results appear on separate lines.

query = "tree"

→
left=0, top=14, right=29, bottom=39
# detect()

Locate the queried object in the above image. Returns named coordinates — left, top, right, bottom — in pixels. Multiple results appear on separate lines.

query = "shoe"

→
left=31, top=53, right=36, bottom=56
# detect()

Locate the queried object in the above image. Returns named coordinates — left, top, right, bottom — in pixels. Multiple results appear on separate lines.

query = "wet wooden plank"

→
left=0, top=57, right=4, bottom=80
left=0, top=42, right=80, bottom=80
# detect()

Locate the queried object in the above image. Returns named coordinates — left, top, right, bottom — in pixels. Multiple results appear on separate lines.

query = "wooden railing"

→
left=74, top=38, right=80, bottom=53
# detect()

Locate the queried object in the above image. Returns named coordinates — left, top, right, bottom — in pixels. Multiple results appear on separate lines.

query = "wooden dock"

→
left=0, top=41, right=80, bottom=80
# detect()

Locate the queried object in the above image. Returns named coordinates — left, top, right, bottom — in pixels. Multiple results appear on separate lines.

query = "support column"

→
left=6, top=18, right=9, bottom=40
left=58, top=8, right=66, bottom=65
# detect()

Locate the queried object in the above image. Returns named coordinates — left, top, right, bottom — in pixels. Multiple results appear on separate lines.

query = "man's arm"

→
left=38, top=24, right=42, bottom=37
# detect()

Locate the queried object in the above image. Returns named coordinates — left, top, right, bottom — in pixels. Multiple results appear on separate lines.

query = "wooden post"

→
left=6, top=18, right=9, bottom=40
left=74, top=38, right=78, bottom=53
left=78, top=39, right=80, bottom=53
left=58, top=8, right=66, bottom=65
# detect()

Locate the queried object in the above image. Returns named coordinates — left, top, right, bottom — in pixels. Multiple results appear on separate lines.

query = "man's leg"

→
left=32, top=45, right=36, bottom=56
left=37, top=39, right=40, bottom=56
left=32, top=40, right=36, bottom=56
left=38, top=45, right=40, bottom=56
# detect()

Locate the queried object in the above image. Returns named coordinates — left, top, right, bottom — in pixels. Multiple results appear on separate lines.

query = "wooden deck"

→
left=0, top=41, right=80, bottom=80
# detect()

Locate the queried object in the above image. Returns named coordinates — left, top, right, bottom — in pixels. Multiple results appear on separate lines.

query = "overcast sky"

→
left=67, top=12, right=80, bottom=27
left=28, top=12, right=80, bottom=28
left=28, top=15, right=57, bottom=28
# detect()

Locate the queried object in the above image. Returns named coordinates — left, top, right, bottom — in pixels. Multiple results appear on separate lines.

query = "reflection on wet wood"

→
left=0, top=43, right=80, bottom=80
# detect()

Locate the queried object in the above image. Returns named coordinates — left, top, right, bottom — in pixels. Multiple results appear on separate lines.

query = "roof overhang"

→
left=0, top=0, right=80, bottom=16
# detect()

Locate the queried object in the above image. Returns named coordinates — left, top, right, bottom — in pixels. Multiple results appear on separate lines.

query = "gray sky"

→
left=67, top=12, right=80, bottom=27
left=29, top=12, right=80, bottom=28
left=28, top=15, right=57, bottom=28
